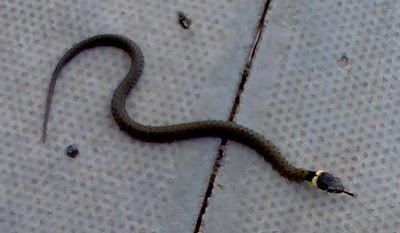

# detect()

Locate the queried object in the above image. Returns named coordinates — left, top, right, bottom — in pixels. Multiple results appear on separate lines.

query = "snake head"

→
left=312, top=170, right=355, bottom=197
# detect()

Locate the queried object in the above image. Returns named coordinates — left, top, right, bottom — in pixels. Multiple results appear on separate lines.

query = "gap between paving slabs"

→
left=193, top=0, right=273, bottom=232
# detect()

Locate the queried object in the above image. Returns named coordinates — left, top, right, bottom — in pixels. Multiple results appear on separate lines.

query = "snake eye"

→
left=312, top=170, right=355, bottom=197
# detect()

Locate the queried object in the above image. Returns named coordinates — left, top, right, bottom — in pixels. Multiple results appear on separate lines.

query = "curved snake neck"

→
left=42, top=34, right=312, bottom=183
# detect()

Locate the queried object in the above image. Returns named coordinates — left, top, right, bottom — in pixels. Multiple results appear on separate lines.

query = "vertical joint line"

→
left=229, top=0, right=272, bottom=121
left=193, top=1, right=273, bottom=232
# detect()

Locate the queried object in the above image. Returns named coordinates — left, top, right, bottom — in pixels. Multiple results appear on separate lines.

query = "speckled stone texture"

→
left=1, top=0, right=399, bottom=233
left=203, top=1, right=400, bottom=233
left=0, top=0, right=263, bottom=232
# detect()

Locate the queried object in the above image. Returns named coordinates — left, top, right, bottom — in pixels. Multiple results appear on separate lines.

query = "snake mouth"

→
left=331, top=189, right=355, bottom=197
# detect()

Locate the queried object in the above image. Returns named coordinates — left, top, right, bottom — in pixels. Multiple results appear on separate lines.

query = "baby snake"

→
left=42, top=34, right=354, bottom=197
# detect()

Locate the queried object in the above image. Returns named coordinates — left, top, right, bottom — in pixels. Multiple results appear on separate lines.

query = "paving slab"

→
left=0, top=0, right=264, bottom=232
left=2, top=0, right=399, bottom=232
left=203, top=1, right=400, bottom=233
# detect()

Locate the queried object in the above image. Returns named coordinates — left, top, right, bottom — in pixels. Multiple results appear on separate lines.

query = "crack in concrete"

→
left=193, top=0, right=273, bottom=232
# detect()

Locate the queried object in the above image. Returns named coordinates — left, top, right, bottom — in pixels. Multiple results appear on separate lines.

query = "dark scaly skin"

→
left=42, top=34, right=354, bottom=196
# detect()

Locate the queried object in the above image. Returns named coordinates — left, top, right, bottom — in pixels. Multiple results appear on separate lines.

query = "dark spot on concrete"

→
left=338, top=55, right=349, bottom=67
left=177, top=11, right=192, bottom=29
left=66, top=144, right=79, bottom=158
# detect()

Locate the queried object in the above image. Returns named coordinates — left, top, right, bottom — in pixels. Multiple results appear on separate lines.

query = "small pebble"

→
left=66, top=144, right=79, bottom=158
left=177, top=11, right=192, bottom=29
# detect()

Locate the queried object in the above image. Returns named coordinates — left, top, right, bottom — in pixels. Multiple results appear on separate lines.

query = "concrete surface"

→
left=0, top=0, right=399, bottom=233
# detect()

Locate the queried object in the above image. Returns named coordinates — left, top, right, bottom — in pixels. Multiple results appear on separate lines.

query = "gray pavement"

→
left=0, top=0, right=398, bottom=232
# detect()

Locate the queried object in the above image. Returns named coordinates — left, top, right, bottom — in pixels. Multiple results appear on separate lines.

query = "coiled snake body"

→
left=42, top=34, right=353, bottom=197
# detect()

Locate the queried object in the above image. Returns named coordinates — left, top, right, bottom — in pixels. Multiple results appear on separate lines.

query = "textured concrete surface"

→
left=203, top=1, right=400, bottom=233
left=0, top=0, right=263, bottom=232
left=1, top=0, right=399, bottom=233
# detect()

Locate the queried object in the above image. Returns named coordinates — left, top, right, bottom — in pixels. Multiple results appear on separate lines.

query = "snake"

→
left=41, top=34, right=354, bottom=197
